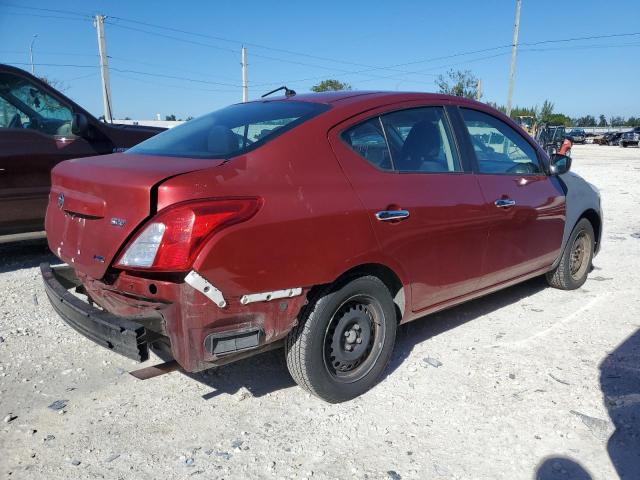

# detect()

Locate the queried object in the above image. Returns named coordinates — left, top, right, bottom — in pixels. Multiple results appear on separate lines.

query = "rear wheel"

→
left=285, top=276, right=397, bottom=403
left=546, top=218, right=595, bottom=290
left=621, top=141, right=628, bottom=148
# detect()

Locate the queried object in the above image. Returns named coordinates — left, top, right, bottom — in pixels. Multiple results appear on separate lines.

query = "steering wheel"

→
left=8, top=113, right=22, bottom=129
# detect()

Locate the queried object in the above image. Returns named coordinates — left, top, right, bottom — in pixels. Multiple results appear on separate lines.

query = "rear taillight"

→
left=115, top=197, right=261, bottom=271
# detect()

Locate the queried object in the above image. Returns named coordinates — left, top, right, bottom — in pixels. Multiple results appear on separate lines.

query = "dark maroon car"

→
left=0, top=64, right=163, bottom=242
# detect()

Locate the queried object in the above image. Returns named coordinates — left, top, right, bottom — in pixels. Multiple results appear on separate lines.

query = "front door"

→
left=0, top=70, right=100, bottom=235
left=456, top=107, right=565, bottom=288
left=330, top=104, right=488, bottom=313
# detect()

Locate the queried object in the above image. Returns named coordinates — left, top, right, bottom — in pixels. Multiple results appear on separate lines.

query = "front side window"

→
left=342, top=106, right=461, bottom=173
left=461, top=108, right=541, bottom=175
left=128, top=101, right=329, bottom=159
left=0, top=96, right=28, bottom=128
left=0, top=73, right=73, bottom=136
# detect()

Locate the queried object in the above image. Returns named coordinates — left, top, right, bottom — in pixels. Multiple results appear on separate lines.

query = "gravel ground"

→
left=1, top=144, right=639, bottom=480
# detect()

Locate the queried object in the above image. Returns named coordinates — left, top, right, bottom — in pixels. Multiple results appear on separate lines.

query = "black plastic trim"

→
left=204, top=328, right=263, bottom=356
left=40, top=263, right=148, bottom=362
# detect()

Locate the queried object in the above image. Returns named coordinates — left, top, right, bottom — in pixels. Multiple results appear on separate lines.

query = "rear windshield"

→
left=127, top=101, right=329, bottom=159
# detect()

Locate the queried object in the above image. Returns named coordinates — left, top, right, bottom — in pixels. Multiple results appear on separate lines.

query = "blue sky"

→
left=1, top=0, right=639, bottom=120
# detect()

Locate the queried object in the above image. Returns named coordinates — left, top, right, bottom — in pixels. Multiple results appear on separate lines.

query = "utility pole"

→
left=241, top=46, right=248, bottom=102
left=29, top=34, right=38, bottom=75
left=94, top=15, right=113, bottom=123
left=506, top=0, right=521, bottom=117
left=476, top=78, right=482, bottom=101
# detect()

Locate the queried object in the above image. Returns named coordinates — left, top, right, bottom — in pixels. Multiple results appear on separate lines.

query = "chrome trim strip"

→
left=240, top=288, right=302, bottom=305
left=185, top=271, right=227, bottom=308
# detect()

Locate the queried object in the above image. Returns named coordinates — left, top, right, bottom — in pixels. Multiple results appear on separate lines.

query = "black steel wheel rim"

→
left=323, top=294, right=386, bottom=383
left=570, top=230, right=591, bottom=280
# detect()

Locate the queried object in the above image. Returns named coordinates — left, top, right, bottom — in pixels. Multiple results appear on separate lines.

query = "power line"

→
left=0, top=1, right=92, bottom=18
left=0, top=49, right=97, bottom=57
left=109, top=68, right=241, bottom=87
left=65, top=71, right=98, bottom=82
left=110, top=71, right=237, bottom=93
left=103, top=13, right=640, bottom=77
left=6, top=62, right=242, bottom=87
left=106, top=15, right=446, bottom=76
left=7, top=3, right=640, bottom=94
left=521, top=31, right=640, bottom=47
left=103, top=21, right=441, bottom=86
left=9, top=38, right=640, bottom=93
left=521, top=41, right=640, bottom=52
left=7, top=62, right=96, bottom=69
left=108, top=56, right=239, bottom=82
left=353, top=52, right=513, bottom=86
left=0, top=11, right=91, bottom=21
left=7, top=1, right=640, bottom=73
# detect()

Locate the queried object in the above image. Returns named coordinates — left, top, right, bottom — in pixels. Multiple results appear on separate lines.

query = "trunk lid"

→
left=46, top=153, right=223, bottom=279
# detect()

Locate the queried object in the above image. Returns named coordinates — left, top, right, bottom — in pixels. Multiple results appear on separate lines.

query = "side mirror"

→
left=71, top=112, right=89, bottom=137
left=550, top=153, right=571, bottom=175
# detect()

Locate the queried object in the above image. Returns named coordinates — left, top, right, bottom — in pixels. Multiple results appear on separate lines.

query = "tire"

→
left=621, top=142, right=628, bottom=148
left=546, top=218, right=595, bottom=290
left=285, top=275, right=397, bottom=403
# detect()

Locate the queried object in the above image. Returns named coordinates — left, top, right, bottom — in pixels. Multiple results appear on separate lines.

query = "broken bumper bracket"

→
left=40, top=263, right=149, bottom=362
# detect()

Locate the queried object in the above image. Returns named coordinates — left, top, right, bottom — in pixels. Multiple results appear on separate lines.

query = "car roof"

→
left=255, top=90, right=466, bottom=106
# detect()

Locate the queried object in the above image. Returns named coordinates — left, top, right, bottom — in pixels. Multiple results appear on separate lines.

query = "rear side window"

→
left=341, top=118, right=392, bottom=170
left=342, top=106, right=461, bottom=173
left=128, top=101, right=329, bottom=159
left=381, top=107, right=460, bottom=172
left=460, top=108, right=541, bottom=175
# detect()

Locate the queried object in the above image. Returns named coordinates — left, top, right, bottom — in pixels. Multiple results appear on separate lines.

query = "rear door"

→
left=0, top=69, right=102, bottom=235
left=329, top=103, right=488, bottom=313
left=454, top=107, right=565, bottom=288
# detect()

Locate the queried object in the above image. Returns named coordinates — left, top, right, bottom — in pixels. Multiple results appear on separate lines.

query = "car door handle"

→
left=376, top=210, right=410, bottom=221
left=494, top=198, right=516, bottom=208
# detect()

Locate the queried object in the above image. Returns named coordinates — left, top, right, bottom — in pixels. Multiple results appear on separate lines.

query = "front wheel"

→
left=285, top=276, right=397, bottom=403
left=621, top=142, right=628, bottom=148
left=546, top=218, right=595, bottom=290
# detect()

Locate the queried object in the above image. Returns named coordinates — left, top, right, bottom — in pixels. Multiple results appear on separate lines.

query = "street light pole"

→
left=506, top=0, right=521, bottom=117
left=29, top=34, right=38, bottom=75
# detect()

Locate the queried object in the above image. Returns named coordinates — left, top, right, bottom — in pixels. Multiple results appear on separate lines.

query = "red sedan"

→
left=42, top=91, right=602, bottom=402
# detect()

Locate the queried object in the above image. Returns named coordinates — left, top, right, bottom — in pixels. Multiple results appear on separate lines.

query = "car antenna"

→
left=261, top=86, right=296, bottom=98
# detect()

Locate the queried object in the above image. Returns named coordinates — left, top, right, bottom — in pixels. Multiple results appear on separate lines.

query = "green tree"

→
left=598, top=115, right=608, bottom=127
left=574, top=115, right=597, bottom=127
left=311, top=79, right=352, bottom=92
left=165, top=114, right=177, bottom=121
left=625, top=116, right=639, bottom=127
left=436, top=69, right=480, bottom=99
left=510, top=106, right=537, bottom=118
left=610, top=116, right=625, bottom=127
left=546, top=114, right=572, bottom=126
left=539, top=100, right=555, bottom=123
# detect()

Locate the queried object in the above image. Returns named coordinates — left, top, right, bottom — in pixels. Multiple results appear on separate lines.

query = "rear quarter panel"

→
left=155, top=120, right=386, bottom=299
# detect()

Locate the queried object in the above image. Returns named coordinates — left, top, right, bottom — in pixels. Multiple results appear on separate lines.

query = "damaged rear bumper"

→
left=40, top=263, right=149, bottom=362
